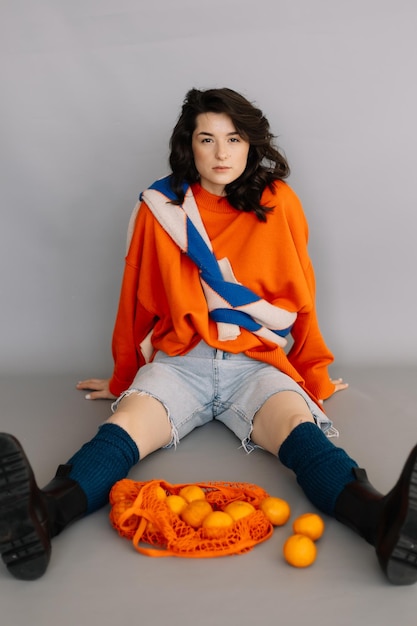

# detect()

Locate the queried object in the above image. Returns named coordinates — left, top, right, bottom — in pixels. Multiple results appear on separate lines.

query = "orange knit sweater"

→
left=109, top=180, right=336, bottom=404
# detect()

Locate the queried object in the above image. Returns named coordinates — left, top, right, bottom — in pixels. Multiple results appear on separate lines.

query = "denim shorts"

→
left=112, top=341, right=334, bottom=452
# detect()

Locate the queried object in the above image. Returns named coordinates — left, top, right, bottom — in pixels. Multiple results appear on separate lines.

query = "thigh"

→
left=110, top=351, right=216, bottom=451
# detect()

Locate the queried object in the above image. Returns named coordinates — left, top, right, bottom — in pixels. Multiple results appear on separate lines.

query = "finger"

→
left=334, top=382, right=349, bottom=393
left=77, top=378, right=103, bottom=387
left=85, top=391, right=101, bottom=400
left=77, top=379, right=106, bottom=390
left=85, top=390, right=114, bottom=401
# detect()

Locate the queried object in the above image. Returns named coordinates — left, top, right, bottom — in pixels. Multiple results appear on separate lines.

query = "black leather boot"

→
left=334, top=444, right=417, bottom=585
left=0, top=433, right=87, bottom=581
left=41, top=463, right=87, bottom=538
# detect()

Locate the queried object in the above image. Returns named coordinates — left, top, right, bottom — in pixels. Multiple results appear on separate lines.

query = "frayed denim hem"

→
left=111, top=389, right=180, bottom=449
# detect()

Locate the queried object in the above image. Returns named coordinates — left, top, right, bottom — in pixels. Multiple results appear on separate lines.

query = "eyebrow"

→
left=195, top=131, right=240, bottom=137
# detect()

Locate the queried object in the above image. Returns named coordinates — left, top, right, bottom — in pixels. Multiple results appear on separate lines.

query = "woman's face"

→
left=191, top=112, right=250, bottom=196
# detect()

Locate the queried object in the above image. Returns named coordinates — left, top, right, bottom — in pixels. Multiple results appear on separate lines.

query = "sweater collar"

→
left=191, top=183, right=236, bottom=214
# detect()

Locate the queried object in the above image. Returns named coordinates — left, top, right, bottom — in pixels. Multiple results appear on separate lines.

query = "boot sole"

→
left=0, top=434, right=50, bottom=580
left=378, top=446, right=417, bottom=585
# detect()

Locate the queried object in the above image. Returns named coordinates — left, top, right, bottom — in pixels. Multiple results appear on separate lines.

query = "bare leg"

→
left=251, top=390, right=315, bottom=455
left=252, top=390, right=353, bottom=515
left=106, top=393, right=172, bottom=458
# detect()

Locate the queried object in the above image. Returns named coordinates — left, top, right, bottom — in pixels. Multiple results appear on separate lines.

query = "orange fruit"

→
left=292, top=513, right=325, bottom=541
left=223, top=500, right=255, bottom=521
left=166, top=494, right=187, bottom=515
left=180, top=500, right=213, bottom=528
left=259, top=497, right=291, bottom=526
left=155, top=485, right=167, bottom=500
left=202, top=511, right=234, bottom=528
left=179, top=485, right=207, bottom=503
left=202, top=511, right=234, bottom=537
left=283, top=534, right=317, bottom=568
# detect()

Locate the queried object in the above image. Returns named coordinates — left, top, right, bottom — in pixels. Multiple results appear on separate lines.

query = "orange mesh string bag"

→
left=109, top=479, right=274, bottom=558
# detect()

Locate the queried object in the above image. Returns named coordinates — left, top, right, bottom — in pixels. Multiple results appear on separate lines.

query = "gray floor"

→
left=1, top=365, right=417, bottom=625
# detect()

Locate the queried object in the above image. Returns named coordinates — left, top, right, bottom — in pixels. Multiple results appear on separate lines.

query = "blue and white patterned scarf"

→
left=140, top=176, right=297, bottom=348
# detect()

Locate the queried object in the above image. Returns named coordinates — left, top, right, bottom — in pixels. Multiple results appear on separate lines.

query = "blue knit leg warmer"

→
left=278, top=422, right=358, bottom=516
left=66, top=423, right=139, bottom=514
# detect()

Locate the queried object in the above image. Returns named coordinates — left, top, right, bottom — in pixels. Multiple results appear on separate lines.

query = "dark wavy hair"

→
left=168, top=88, right=290, bottom=221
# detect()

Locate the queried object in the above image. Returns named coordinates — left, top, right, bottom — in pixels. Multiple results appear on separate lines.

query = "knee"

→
left=105, top=393, right=172, bottom=458
left=252, top=408, right=315, bottom=455
left=286, top=413, right=315, bottom=434
left=274, top=412, right=315, bottom=450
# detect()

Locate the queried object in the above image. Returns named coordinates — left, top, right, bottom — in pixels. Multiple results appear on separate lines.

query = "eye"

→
left=201, top=137, right=213, bottom=143
left=229, top=137, right=240, bottom=143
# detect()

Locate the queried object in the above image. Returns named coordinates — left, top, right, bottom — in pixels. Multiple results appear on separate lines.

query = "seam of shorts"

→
left=175, top=401, right=214, bottom=430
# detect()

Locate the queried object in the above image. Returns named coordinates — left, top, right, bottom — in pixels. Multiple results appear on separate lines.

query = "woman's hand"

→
left=330, top=377, right=349, bottom=393
left=318, top=378, right=349, bottom=404
left=76, top=378, right=117, bottom=401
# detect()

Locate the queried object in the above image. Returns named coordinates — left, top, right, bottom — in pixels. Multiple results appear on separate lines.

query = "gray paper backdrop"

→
left=1, top=0, right=416, bottom=376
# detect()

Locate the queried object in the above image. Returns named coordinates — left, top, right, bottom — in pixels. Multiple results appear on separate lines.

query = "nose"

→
left=215, top=142, right=229, bottom=160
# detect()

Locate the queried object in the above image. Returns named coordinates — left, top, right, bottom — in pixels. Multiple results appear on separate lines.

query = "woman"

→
left=1, top=88, right=416, bottom=584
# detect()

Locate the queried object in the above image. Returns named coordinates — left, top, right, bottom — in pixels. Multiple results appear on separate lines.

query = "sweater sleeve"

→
left=108, top=205, right=157, bottom=397
left=286, top=259, right=336, bottom=401
left=108, top=264, right=156, bottom=397
left=278, top=186, right=336, bottom=401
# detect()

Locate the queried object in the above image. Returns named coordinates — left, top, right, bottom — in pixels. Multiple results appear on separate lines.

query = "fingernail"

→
left=85, top=394, right=91, bottom=400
